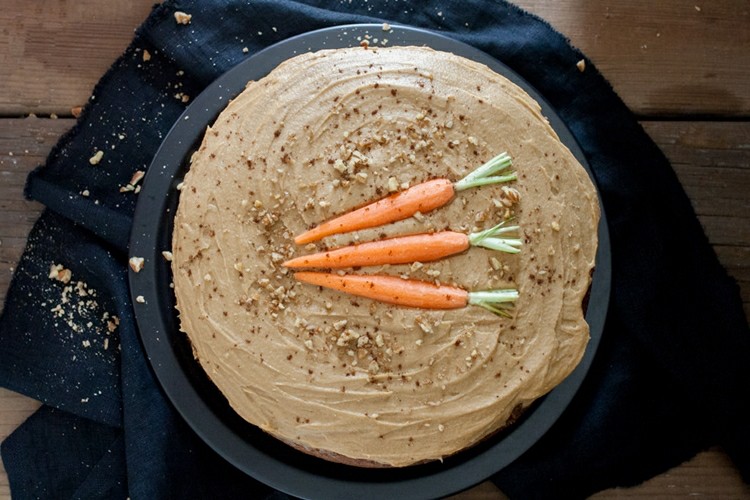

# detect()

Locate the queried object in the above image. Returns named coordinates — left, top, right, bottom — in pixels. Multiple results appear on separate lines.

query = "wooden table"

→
left=1, top=1, right=748, bottom=498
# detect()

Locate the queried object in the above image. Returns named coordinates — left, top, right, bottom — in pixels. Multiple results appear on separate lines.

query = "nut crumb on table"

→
left=174, top=11, right=192, bottom=25
left=89, top=150, right=104, bottom=165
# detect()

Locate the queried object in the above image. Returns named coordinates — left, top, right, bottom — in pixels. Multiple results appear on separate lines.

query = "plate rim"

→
left=128, top=23, right=611, bottom=499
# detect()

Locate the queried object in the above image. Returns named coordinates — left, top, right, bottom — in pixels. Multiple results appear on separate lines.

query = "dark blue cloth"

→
left=2, top=1, right=748, bottom=498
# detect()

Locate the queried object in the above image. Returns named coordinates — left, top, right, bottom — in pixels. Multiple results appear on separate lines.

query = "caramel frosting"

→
left=171, top=46, right=599, bottom=467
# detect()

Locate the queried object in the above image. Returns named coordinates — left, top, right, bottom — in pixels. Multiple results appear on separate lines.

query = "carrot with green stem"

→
left=294, top=152, right=515, bottom=244
left=283, top=220, right=521, bottom=269
left=293, top=271, right=518, bottom=316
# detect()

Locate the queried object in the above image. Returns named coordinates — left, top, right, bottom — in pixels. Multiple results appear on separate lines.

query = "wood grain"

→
left=0, top=0, right=748, bottom=117
left=0, top=118, right=748, bottom=498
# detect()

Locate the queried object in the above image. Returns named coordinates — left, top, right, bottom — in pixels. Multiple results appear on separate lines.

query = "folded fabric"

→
left=1, top=1, right=748, bottom=499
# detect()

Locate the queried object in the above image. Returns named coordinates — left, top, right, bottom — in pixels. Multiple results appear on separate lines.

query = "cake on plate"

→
left=171, top=45, right=599, bottom=467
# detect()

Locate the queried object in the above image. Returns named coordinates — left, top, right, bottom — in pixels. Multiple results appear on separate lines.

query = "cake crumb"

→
left=174, top=11, right=192, bottom=24
left=576, top=59, right=586, bottom=72
left=142, top=49, right=151, bottom=62
left=89, top=150, right=104, bottom=165
left=129, top=257, right=145, bottom=273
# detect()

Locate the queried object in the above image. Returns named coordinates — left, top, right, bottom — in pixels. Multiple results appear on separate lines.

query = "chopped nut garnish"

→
left=89, top=150, right=104, bottom=165
left=382, top=22, right=391, bottom=31
left=142, top=49, right=151, bottom=62
left=129, top=256, right=145, bottom=273
left=81, top=190, right=90, bottom=197
left=576, top=59, right=586, bottom=72
left=355, top=172, right=368, bottom=184
left=162, top=251, right=173, bottom=261
left=438, top=424, right=445, bottom=432
left=135, top=295, right=146, bottom=303
left=387, top=176, right=399, bottom=192
left=551, top=221, right=561, bottom=232
left=490, top=257, right=502, bottom=271
left=174, top=11, right=192, bottom=24
left=416, top=317, right=433, bottom=334
left=71, top=106, right=83, bottom=118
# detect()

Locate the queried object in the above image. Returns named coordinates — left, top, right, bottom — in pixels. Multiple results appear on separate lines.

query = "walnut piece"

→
left=174, top=11, right=192, bottom=25
left=89, top=150, right=104, bottom=165
left=129, top=256, right=145, bottom=273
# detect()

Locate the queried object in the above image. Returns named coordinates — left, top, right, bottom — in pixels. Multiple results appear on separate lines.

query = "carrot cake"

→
left=171, top=45, right=599, bottom=467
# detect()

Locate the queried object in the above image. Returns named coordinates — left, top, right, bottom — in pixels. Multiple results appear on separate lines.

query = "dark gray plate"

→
left=129, top=24, right=611, bottom=500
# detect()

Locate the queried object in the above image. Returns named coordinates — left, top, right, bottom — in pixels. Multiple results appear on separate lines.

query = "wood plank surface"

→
left=0, top=0, right=748, bottom=117
left=1, top=0, right=749, bottom=498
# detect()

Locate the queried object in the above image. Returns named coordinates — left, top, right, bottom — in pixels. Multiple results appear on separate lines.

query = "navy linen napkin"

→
left=2, top=1, right=748, bottom=498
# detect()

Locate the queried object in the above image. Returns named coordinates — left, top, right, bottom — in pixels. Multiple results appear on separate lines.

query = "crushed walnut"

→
left=89, top=150, right=104, bottom=165
left=129, top=256, right=145, bottom=273
left=120, top=170, right=146, bottom=193
left=49, top=264, right=72, bottom=284
left=46, top=265, right=119, bottom=352
left=174, top=11, right=192, bottom=25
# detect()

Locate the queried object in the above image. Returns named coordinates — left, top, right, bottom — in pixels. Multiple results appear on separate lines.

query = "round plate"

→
left=129, top=24, right=611, bottom=499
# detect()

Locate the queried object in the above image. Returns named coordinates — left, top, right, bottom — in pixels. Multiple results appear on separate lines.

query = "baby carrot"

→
left=293, top=152, right=515, bottom=244
left=294, top=179, right=453, bottom=245
left=294, top=271, right=467, bottom=309
left=293, top=272, right=518, bottom=315
left=283, top=221, right=521, bottom=269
